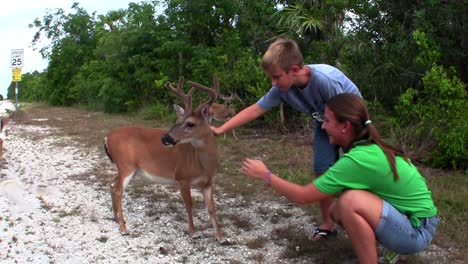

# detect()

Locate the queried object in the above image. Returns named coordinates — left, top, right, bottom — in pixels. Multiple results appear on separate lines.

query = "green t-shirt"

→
left=313, top=143, right=437, bottom=227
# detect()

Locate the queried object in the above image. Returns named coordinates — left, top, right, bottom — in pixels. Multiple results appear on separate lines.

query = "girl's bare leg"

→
left=331, top=190, right=383, bottom=264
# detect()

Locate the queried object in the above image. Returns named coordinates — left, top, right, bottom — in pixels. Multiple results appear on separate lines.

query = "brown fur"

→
left=209, top=94, right=242, bottom=140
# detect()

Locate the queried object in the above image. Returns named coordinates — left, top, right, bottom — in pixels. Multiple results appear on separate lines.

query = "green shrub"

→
left=138, top=102, right=175, bottom=124
left=397, top=65, right=467, bottom=169
left=99, top=79, right=130, bottom=113
left=395, top=30, right=467, bottom=169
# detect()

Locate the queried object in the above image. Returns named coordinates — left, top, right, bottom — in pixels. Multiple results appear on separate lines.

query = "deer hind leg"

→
left=201, top=185, right=227, bottom=244
left=0, top=139, right=3, bottom=159
left=109, top=171, right=134, bottom=235
left=178, top=181, right=198, bottom=239
left=232, top=129, right=238, bottom=140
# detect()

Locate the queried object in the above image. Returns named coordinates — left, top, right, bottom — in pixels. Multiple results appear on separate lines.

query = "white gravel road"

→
left=0, top=104, right=319, bottom=264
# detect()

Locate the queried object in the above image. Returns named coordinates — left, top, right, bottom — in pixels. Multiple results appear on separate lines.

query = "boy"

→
left=211, top=38, right=362, bottom=239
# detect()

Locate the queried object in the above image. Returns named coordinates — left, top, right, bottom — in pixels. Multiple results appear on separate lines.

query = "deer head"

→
left=161, top=74, right=218, bottom=147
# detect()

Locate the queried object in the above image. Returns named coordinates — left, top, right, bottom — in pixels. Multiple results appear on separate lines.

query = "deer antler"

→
left=187, top=73, right=219, bottom=108
left=165, top=76, right=196, bottom=112
left=210, top=73, right=222, bottom=98
left=232, top=92, right=244, bottom=105
left=210, top=76, right=242, bottom=105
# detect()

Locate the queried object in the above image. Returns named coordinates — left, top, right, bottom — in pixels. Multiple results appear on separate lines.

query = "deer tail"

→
left=103, top=137, right=114, bottom=163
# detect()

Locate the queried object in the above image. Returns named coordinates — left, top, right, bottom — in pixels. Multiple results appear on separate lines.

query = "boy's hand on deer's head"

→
left=210, top=126, right=222, bottom=136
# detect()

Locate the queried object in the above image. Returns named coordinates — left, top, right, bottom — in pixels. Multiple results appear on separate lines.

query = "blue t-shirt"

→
left=257, top=64, right=362, bottom=115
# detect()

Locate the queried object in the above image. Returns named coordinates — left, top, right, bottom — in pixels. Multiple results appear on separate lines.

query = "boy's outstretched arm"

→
left=211, top=103, right=266, bottom=136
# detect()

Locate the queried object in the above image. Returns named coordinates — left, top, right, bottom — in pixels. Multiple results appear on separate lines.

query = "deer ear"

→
left=201, top=104, right=212, bottom=122
left=173, top=104, right=185, bottom=118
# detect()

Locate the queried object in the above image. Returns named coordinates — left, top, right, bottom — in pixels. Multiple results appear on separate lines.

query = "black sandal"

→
left=311, top=227, right=338, bottom=239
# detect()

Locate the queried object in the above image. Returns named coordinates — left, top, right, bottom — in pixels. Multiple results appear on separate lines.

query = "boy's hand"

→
left=211, top=126, right=222, bottom=136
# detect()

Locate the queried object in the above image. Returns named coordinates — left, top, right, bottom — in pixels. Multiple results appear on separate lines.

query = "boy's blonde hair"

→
left=261, top=38, right=304, bottom=72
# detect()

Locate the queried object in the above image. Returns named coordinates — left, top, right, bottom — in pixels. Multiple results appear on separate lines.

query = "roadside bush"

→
left=138, top=102, right=175, bottom=124
left=395, top=30, right=467, bottom=169
left=99, top=79, right=130, bottom=113
left=396, top=65, right=467, bottom=169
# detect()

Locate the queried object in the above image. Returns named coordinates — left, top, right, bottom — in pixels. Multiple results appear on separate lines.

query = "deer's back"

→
left=209, top=103, right=234, bottom=121
left=105, top=126, right=218, bottom=186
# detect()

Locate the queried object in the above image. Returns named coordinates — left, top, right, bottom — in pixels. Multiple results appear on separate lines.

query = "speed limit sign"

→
left=11, top=49, right=24, bottom=68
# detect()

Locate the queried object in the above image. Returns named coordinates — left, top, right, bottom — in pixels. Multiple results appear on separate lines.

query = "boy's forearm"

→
left=219, top=104, right=265, bottom=133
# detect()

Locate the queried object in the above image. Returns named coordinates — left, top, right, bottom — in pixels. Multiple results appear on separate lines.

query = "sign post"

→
left=10, top=49, right=24, bottom=111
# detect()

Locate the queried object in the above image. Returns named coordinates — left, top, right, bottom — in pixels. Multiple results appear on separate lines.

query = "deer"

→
left=103, top=74, right=227, bottom=244
left=209, top=85, right=243, bottom=140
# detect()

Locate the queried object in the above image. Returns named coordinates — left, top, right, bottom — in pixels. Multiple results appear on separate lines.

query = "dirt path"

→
left=0, top=103, right=450, bottom=263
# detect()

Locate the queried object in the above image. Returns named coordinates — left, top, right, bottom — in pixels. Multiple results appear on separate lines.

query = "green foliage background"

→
left=9, top=0, right=467, bottom=169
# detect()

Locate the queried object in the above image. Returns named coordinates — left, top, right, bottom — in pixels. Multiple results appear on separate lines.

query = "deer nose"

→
left=161, top=134, right=177, bottom=146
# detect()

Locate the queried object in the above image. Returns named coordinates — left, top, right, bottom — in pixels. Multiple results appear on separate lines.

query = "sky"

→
left=0, top=0, right=137, bottom=99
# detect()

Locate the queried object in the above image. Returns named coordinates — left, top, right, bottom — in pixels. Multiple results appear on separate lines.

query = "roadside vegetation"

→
left=10, top=0, right=466, bottom=170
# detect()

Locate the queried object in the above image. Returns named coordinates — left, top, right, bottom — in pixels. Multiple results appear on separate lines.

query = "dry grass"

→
left=11, top=102, right=467, bottom=263
left=422, top=168, right=468, bottom=251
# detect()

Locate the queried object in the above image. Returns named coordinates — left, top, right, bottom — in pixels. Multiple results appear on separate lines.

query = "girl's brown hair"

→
left=261, top=38, right=303, bottom=72
left=326, top=93, right=407, bottom=181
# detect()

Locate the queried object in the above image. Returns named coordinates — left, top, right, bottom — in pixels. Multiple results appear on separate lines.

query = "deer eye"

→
left=186, top=122, right=195, bottom=128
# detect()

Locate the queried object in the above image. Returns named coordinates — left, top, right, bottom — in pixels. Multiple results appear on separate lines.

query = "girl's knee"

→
left=337, top=190, right=363, bottom=205
left=336, top=190, right=383, bottom=226
left=336, top=190, right=379, bottom=212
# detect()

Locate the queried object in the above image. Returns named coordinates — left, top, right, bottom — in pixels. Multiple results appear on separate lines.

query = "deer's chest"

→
left=138, top=170, right=212, bottom=187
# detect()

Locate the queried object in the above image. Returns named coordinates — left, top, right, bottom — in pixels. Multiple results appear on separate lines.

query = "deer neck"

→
left=189, top=134, right=219, bottom=171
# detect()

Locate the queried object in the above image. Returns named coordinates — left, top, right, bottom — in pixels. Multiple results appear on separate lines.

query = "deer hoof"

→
left=190, top=233, right=202, bottom=240
left=219, top=237, right=231, bottom=246
left=119, top=227, right=130, bottom=236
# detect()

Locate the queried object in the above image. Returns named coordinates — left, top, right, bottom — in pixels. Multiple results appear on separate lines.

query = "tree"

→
left=343, top=0, right=467, bottom=106
left=31, top=3, right=98, bottom=105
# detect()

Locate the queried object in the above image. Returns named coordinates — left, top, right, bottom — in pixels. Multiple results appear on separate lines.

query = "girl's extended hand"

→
left=241, top=158, right=270, bottom=181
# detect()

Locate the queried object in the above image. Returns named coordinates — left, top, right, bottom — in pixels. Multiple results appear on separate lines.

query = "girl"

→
left=241, top=93, right=439, bottom=264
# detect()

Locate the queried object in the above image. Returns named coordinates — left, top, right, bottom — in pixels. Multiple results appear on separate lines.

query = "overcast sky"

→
left=0, top=0, right=137, bottom=98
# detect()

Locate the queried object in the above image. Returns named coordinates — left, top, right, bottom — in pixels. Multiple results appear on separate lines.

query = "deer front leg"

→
left=201, top=185, right=228, bottom=244
left=109, top=174, right=129, bottom=235
left=179, top=180, right=197, bottom=239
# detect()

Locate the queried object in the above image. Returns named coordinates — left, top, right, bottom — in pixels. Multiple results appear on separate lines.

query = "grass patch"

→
left=270, top=224, right=355, bottom=263
left=424, top=169, right=468, bottom=249
left=57, top=206, right=82, bottom=218
left=245, top=236, right=268, bottom=249
left=247, top=252, right=265, bottom=263
left=38, top=197, right=54, bottom=211
left=228, top=213, right=253, bottom=231
left=137, top=102, right=175, bottom=125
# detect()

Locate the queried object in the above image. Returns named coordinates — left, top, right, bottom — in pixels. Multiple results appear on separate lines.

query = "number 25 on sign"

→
left=11, top=49, right=24, bottom=68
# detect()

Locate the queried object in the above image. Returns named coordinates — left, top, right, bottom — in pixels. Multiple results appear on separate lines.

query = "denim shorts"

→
left=313, top=124, right=340, bottom=173
left=375, top=200, right=439, bottom=255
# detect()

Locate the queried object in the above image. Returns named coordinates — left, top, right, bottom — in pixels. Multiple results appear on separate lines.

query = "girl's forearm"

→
left=268, top=172, right=328, bottom=204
